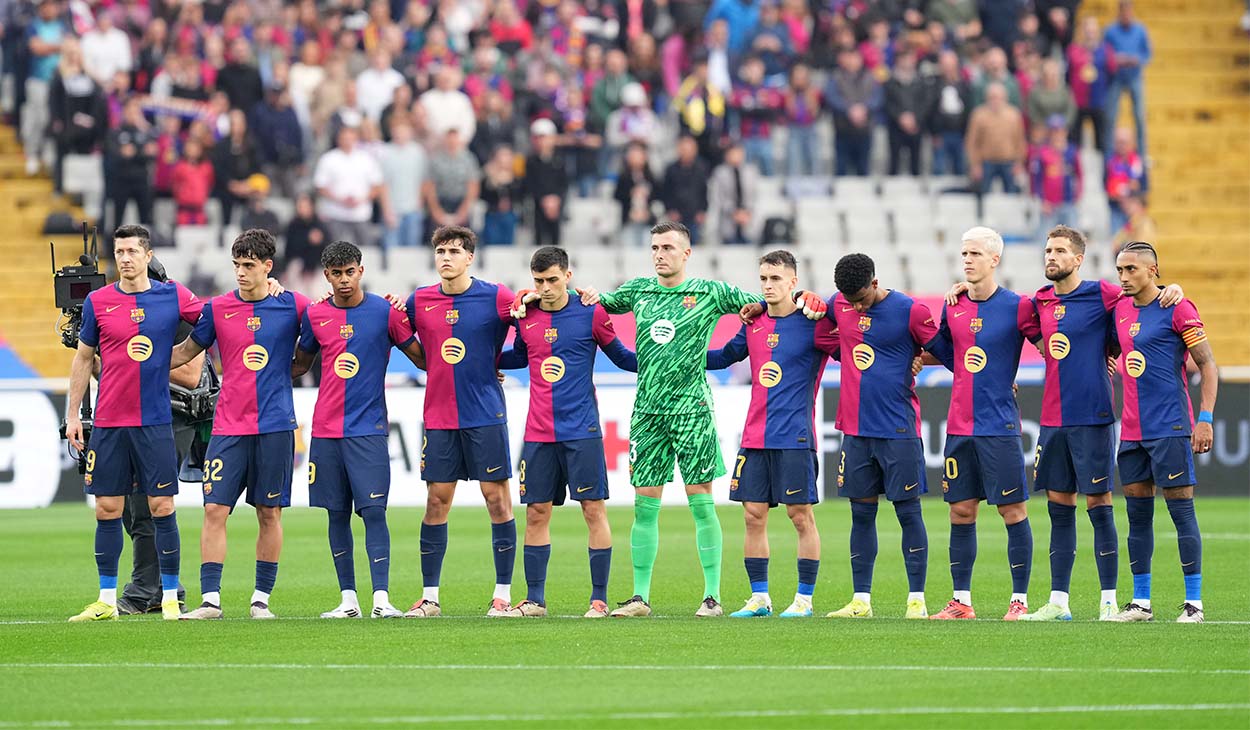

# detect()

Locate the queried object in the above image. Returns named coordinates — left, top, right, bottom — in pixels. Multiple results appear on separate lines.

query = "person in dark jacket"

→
left=249, top=82, right=305, bottom=198
left=212, top=108, right=262, bottom=231
left=106, top=95, right=157, bottom=228
left=48, top=39, right=107, bottom=193
left=928, top=49, right=972, bottom=176
left=524, top=118, right=568, bottom=248
left=614, top=141, right=658, bottom=247
left=217, top=36, right=264, bottom=113
left=822, top=47, right=881, bottom=177
left=884, top=47, right=928, bottom=176
left=660, top=134, right=710, bottom=245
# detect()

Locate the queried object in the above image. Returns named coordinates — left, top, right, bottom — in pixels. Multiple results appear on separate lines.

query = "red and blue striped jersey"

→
left=1114, top=296, right=1205, bottom=441
left=406, top=278, right=514, bottom=430
left=500, top=299, right=637, bottom=442
left=707, top=311, right=840, bottom=449
left=1034, top=279, right=1121, bottom=427
left=78, top=280, right=202, bottom=427
left=829, top=290, right=939, bottom=439
left=298, top=294, right=417, bottom=439
left=191, top=290, right=310, bottom=436
left=928, top=288, right=1041, bottom=436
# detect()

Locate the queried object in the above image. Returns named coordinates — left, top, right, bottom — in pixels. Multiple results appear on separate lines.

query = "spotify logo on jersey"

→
left=758, top=361, right=783, bottom=388
left=442, top=337, right=466, bottom=364
left=333, top=352, right=360, bottom=379
left=242, top=344, right=269, bottom=371
left=127, top=335, right=153, bottom=362
left=1125, top=350, right=1147, bottom=378
left=963, top=345, right=988, bottom=374
left=649, top=319, right=676, bottom=344
left=851, top=343, right=875, bottom=370
left=1048, top=333, right=1071, bottom=360
left=540, top=356, right=566, bottom=383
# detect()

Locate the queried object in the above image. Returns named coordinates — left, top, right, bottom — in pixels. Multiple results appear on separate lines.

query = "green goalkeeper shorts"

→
left=628, top=409, right=727, bottom=488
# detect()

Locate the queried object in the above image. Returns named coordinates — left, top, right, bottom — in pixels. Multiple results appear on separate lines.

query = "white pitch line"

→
left=0, top=661, right=1247, bottom=676
left=0, top=703, right=1247, bottom=728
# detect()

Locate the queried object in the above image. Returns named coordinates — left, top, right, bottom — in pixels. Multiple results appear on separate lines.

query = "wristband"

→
left=1197, top=411, right=1213, bottom=424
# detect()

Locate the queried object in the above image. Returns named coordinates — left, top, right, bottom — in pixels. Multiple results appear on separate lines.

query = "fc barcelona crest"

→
left=857, top=315, right=872, bottom=332
left=445, top=309, right=460, bottom=325
left=1053, top=304, right=1066, bottom=321
left=766, top=333, right=780, bottom=349
left=682, top=295, right=697, bottom=309
left=969, top=317, right=983, bottom=333
left=130, top=308, right=145, bottom=323
left=246, top=316, right=262, bottom=332
left=339, top=324, right=354, bottom=340
left=1129, top=322, right=1141, bottom=337
left=544, top=327, right=558, bottom=343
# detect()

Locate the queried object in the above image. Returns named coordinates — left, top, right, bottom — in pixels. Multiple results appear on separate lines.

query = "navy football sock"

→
left=848, top=501, right=878, bottom=593
left=1088, top=504, right=1118, bottom=591
left=327, top=510, right=355, bottom=592
left=152, top=513, right=180, bottom=592
left=588, top=547, right=611, bottom=603
left=360, top=506, right=390, bottom=593
left=1005, top=518, right=1033, bottom=596
left=200, top=561, right=223, bottom=599
left=949, top=522, right=976, bottom=593
left=95, top=517, right=123, bottom=590
left=1126, top=496, right=1154, bottom=601
left=1166, top=497, right=1202, bottom=601
left=254, top=561, right=278, bottom=597
left=492, top=519, right=517, bottom=586
left=796, top=558, right=819, bottom=598
left=420, top=521, right=448, bottom=589
left=894, top=499, right=927, bottom=593
left=744, top=557, right=769, bottom=594
left=1047, top=501, right=1077, bottom=594
left=524, top=544, right=551, bottom=605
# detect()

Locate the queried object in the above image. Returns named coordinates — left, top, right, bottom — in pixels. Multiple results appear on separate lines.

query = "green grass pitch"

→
left=1, top=498, right=1247, bottom=729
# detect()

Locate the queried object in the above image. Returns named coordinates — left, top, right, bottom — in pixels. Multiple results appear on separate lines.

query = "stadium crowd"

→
left=3, top=0, right=1154, bottom=273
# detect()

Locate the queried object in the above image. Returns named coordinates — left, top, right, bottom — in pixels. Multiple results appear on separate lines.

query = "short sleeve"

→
left=405, top=292, right=418, bottom=331
left=1017, top=295, right=1041, bottom=343
left=909, top=301, right=940, bottom=348
left=813, top=317, right=840, bottom=359
left=495, top=283, right=515, bottom=323
left=297, top=309, right=320, bottom=354
left=388, top=306, right=417, bottom=349
left=926, top=305, right=956, bottom=370
left=591, top=304, right=617, bottom=346
left=175, top=282, right=202, bottom=323
left=190, top=301, right=216, bottom=348
left=1099, top=279, right=1123, bottom=312
left=78, top=295, right=99, bottom=348
left=291, top=292, right=311, bottom=321
left=1171, top=299, right=1207, bottom=349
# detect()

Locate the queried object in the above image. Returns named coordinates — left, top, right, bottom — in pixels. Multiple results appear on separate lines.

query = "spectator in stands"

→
left=489, top=0, right=533, bottom=54
left=152, top=114, right=182, bottom=198
left=379, top=82, right=415, bottom=143
left=746, top=0, right=792, bottom=85
left=1103, top=0, right=1151, bottom=154
left=356, top=48, right=405, bottom=122
left=555, top=84, right=603, bottom=198
left=1037, top=0, right=1078, bottom=55
left=464, top=43, right=513, bottom=112
left=315, top=124, right=384, bottom=248
left=704, top=18, right=733, bottom=95
left=525, top=118, right=567, bottom=248
left=380, top=118, right=427, bottom=249
left=471, top=88, right=521, bottom=165
left=729, top=55, right=783, bottom=177
left=628, top=33, right=665, bottom=108
left=480, top=144, right=523, bottom=246
left=590, top=48, right=634, bottom=134
left=972, top=47, right=1021, bottom=108
left=283, top=192, right=331, bottom=291
left=171, top=136, right=214, bottom=227
left=927, top=0, right=982, bottom=46
left=779, top=0, right=812, bottom=55
left=674, top=51, right=728, bottom=166
left=134, top=17, right=168, bottom=93
left=422, top=126, right=480, bottom=239
left=289, top=40, right=326, bottom=129
left=704, top=0, right=760, bottom=55
left=929, top=49, right=972, bottom=176
left=1025, top=59, right=1075, bottom=140
left=824, top=46, right=880, bottom=177
left=107, top=95, right=157, bottom=228
left=211, top=108, right=262, bottom=229
left=250, top=82, right=304, bottom=199
left=22, top=0, right=68, bottom=175
left=310, top=58, right=350, bottom=147
left=1111, top=193, right=1157, bottom=251
left=420, top=64, right=476, bottom=143
left=1030, top=115, right=1082, bottom=236
left=783, top=61, right=822, bottom=177
left=239, top=173, right=282, bottom=237
left=709, top=141, right=757, bottom=245
left=218, top=37, right=264, bottom=113
left=80, top=7, right=131, bottom=87
left=966, top=82, right=1026, bottom=194
left=661, top=134, right=710, bottom=245
left=615, top=141, right=659, bottom=247
left=1106, top=126, right=1145, bottom=233
left=605, top=82, right=660, bottom=160
left=48, top=38, right=107, bottom=193
left=884, top=47, right=927, bottom=177
left=325, top=79, right=365, bottom=152
left=1067, top=17, right=1113, bottom=153
left=1012, top=11, right=1045, bottom=63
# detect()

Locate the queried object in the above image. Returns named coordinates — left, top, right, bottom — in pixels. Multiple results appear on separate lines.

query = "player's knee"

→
left=425, top=488, right=453, bottom=517
left=1086, top=492, right=1113, bottom=509
left=1163, top=485, right=1194, bottom=501
left=1123, top=482, right=1155, bottom=498
left=997, top=502, right=1027, bottom=524
left=148, top=496, right=174, bottom=518
left=580, top=499, right=607, bottom=523
left=949, top=500, right=978, bottom=523
left=482, top=489, right=512, bottom=520
left=526, top=502, right=552, bottom=525
left=255, top=506, right=282, bottom=526
left=743, top=505, right=768, bottom=530
left=204, top=504, right=230, bottom=527
left=786, top=506, right=815, bottom=532
left=94, top=499, right=123, bottom=520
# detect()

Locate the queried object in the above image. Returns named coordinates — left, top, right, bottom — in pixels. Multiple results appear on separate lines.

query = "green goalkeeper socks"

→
left=688, top=493, right=722, bottom=603
left=631, top=495, right=662, bottom=602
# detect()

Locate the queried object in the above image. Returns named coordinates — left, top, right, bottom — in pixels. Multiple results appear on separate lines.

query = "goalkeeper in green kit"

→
left=512, top=222, right=827, bottom=616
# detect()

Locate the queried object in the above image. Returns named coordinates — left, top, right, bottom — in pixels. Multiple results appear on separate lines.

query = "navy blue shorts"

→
left=730, top=448, right=819, bottom=506
left=308, top=436, right=390, bottom=513
left=942, top=435, right=1028, bottom=506
left=518, top=439, right=609, bottom=505
left=202, top=432, right=295, bottom=511
left=422, top=425, right=512, bottom=483
left=84, top=425, right=178, bottom=497
left=1034, top=425, right=1116, bottom=494
left=836, top=435, right=926, bottom=502
left=1118, top=437, right=1196, bottom=489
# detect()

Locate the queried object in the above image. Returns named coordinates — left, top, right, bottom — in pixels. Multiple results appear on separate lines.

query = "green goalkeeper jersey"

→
left=600, top=276, right=758, bottom=415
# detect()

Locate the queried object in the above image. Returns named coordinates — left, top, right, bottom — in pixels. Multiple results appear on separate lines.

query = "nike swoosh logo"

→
left=1129, top=560, right=1138, bottom=566
left=1041, top=300, right=1055, bottom=307
left=526, top=323, right=540, bottom=329
left=908, top=547, right=925, bottom=553
left=333, top=551, right=347, bottom=558
left=1168, top=472, right=1185, bottom=480
left=1010, top=564, right=1025, bottom=569
left=903, top=483, right=918, bottom=491
left=752, top=327, right=763, bottom=333
left=420, top=550, right=434, bottom=555
left=369, top=492, right=385, bottom=499
left=576, top=486, right=594, bottom=493
left=1119, top=317, right=1129, bottom=323
left=1091, top=476, right=1109, bottom=484
left=224, top=312, right=238, bottom=319
left=373, top=557, right=387, bottom=563
left=319, top=319, right=333, bottom=327
left=1001, top=488, right=1019, bottom=496
left=486, top=466, right=502, bottom=474
left=841, top=307, right=855, bottom=312
left=1099, top=551, right=1116, bottom=557
left=267, top=492, right=281, bottom=499
left=850, top=553, right=860, bottom=559
left=425, top=305, right=439, bottom=311
left=1181, top=561, right=1195, bottom=567
left=161, top=549, right=176, bottom=555
left=785, top=488, right=802, bottom=496
left=497, top=545, right=514, bottom=553
left=106, top=305, right=121, bottom=312
left=950, top=562, right=960, bottom=567
left=952, top=311, right=968, bottom=318
left=94, top=552, right=105, bottom=556
left=156, top=482, right=172, bottom=489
